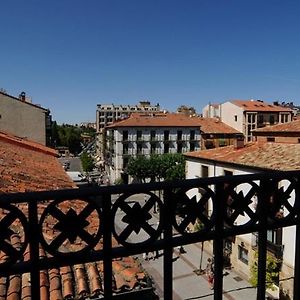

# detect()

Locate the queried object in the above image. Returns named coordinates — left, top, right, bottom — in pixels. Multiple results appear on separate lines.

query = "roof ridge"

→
left=0, top=130, right=57, bottom=157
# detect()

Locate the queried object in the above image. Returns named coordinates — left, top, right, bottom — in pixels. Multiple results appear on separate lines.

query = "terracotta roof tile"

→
left=107, top=112, right=202, bottom=128
left=0, top=133, right=151, bottom=298
left=185, top=142, right=300, bottom=171
left=231, top=99, right=292, bottom=112
left=197, top=118, right=241, bottom=134
left=253, top=119, right=300, bottom=133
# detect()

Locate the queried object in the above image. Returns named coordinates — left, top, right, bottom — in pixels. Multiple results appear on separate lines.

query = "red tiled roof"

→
left=253, top=119, right=300, bottom=133
left=185, top=142, right=300, bottom=171
left=0, top=131, right=74, bottom=193
left=0, top=132, right=149, bottom=297
left=198, top=118, right=241, bottom=134
left=107, top=113, right=202, bottom=128
left=230, top=100, right=292, bottom=112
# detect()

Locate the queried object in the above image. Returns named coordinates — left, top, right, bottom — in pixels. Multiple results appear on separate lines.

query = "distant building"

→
left=197, top=117, right=243, bottom=149
left=105, top=113, right=201, bottom=183
left=0, top=90, right=52, bottom=145
left=203, top=99, right=293, bottom=142
left=80, top=122, right=96, bottom=129
left=96, top=100, right=161, bottom=132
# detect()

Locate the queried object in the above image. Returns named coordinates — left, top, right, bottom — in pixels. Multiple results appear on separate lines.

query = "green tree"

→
left=250, top=251, right=281, bottom=291
left=127, top=153, right=185, bottom=182
left=80, top=152, right=95, bottom=172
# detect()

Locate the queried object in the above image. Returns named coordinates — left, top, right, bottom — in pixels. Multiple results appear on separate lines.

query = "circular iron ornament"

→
left=224, top=181, right=260, bottom=227
left=39, top=198, right=102, bottom=257
left=0, top=204, right=28, bottom=267
left=172, top=186, right=216, bottom=235
left=111, top=192, right=163, bottom=247
left=267, top=178, right=298, bottom=222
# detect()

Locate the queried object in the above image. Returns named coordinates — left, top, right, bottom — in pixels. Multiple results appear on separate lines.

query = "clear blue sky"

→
left=1, top=0, right=300, bottom=124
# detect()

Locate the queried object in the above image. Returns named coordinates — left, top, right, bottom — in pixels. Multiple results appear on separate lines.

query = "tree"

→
left=80, top=152, right=95, bottom=172
left=127, top=153, right=185, bottom=182
left=250, top=251, right=281, bottom=291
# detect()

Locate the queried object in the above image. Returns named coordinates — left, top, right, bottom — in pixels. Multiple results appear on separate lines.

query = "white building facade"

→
left=105, top=113, right=201, bottom=183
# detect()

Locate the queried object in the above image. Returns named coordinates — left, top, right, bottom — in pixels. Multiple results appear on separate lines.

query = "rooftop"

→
left=198, top=118, right=241, bottom=134
left=106, top=113, right=202, bottom=128
left=253, top=119, right=300, bottom=133
left=185, top=142, right=300, bottom=171
left=230, top=99, right=292, bottom=112
left=0, top=131, right=149, bottom=298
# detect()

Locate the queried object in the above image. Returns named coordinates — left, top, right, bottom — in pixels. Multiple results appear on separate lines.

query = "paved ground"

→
left=139, top=242, right=258, bottom=300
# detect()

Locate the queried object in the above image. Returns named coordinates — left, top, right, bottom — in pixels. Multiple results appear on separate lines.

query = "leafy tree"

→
left=80, top=152, right=95, bottom=172
left=127, top=153, right=185, bottom=182
left=250, top=251, right=281, bottom=291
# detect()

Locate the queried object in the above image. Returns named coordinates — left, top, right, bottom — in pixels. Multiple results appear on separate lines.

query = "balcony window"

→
left=164, top=130, right=169, bottom=141
left=137, top=143, right=143, bottom=155
left=150, top=130, right=156, bottom=141
left=269, top=115, right=275, bottom=125
left=164, top=143, right=169, bottom=154
left=190, top=142, right=195, bottom=152
left=190, top=130, right=195, bottom=140
left=151, top=144, right=156, bottom=154
left=123, top=144, right=128, bottom=155
left=177, top=143, right=182, bottom=153
left=177, top=130, right=182, bottom=141
left=137, top=130, right=142, bottom=141
left=123, top=130, right=128, bottom=141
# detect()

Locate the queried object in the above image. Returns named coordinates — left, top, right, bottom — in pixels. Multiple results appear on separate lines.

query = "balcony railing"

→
left=0, top=171, right=300, bottom=299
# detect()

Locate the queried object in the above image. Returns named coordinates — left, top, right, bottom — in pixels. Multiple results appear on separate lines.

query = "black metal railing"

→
left=0, top=171, right=300, bottom=299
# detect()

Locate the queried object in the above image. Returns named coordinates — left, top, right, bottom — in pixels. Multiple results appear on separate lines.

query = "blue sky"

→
left=1, top=0, right=300, bottom=124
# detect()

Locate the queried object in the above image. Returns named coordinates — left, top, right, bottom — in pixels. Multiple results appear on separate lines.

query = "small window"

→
left=238, top=245, right=248, bottom=264
left=234, top=115, right=238, bottom=122
left=201, top=166, right=209, bottom=178
left=267, top=137, right=275, bottom=142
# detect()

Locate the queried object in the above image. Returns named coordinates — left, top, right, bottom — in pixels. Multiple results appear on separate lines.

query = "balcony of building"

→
left=0, top=171, right=299, bottom=299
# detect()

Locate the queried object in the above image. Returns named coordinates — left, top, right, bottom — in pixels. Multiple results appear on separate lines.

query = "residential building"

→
left=197, top=117, right=243, bottom=149
left=105, top=113, right=201, bottom=183
left=0, top=90, right=52, bottom=145
left=203, top=99, right=293, bottom=142
left=184, top=141, right=300, bottom=297
left=253, top=118, right=300, bottom=143
left=0, top=130, right=154, bottom=299
left=96, top=100, right=161, bottom=132
left=80, top=122, right=96, bottom=129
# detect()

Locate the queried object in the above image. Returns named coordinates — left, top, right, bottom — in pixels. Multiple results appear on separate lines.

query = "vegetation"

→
left=250, top=251, right=281, bottom=291
left=127, top=153, right=185, bottom=183
left=80, top=152, right=95, bottom=172
left=50, top=122, right=96, bottom=154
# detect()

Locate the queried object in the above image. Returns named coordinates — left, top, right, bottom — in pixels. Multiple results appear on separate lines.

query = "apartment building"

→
left=185, top=141, right=300, bottom=298
left=96, top=101, right=161, bottom=132
left=0, top=90, right=52, bottom=145
left=105, top=113, right=201, bottom=183
left=203, top=99, right=293, bottom=142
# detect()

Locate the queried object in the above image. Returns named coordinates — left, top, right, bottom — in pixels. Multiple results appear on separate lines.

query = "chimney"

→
left=19, top=91, right=26, bottom=102
left=234, top=136, right=245, bottom=149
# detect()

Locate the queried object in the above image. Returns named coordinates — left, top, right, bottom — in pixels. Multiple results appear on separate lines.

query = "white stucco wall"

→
left=220, top=102, right=244, bottom=133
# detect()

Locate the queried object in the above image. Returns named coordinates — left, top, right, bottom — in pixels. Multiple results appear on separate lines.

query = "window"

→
left=190, top=130, right=195, bottom=140
left=267, top=137, right=275, bottom=142
left=258, top=114, right=264, bottom=124
left=224, top=170, right=233, bottom=176
left=201, top=166, right=209, bottom=178
left=269, top=115, right=275, bottom=125
left=137, top=143, right=143, bottom=155
left=177, top=143, right=182, bottom=153
left=234, top=115, right=238, bottom=122
left=123, top=157, right=129, bottom=169
left=150, top=130, right=156, bottom=141
left=123, top=144, right=128, bottom=155
left=151, top=143, right=156, bottom=154
left=137, top=130, right=142, bottom=141
left=164, top=143, right=169, bottom=154
left=122, top=130, right=128, bottom=141
left=164, top=130, right=169, bottom=141
left=238, top=245, right=248, bottom=264
left=190, top=142, right=195, bottom=152
left=177, top=130, right=182, bottom=141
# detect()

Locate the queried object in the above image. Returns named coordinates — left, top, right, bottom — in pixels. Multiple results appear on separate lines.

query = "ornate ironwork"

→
left=0, top=171, right=299, bottom=299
